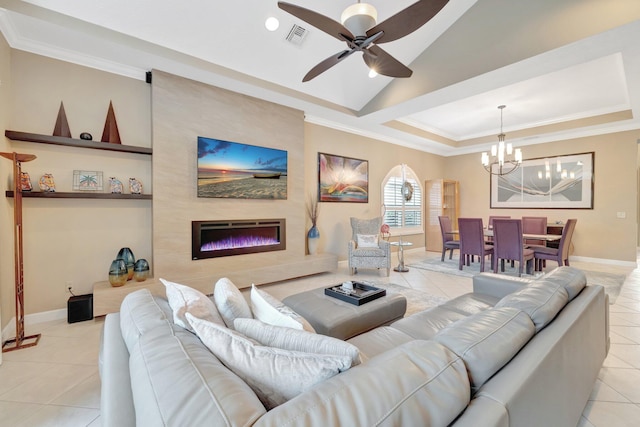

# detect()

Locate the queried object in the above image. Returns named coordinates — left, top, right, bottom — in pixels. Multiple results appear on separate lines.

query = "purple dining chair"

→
left=522, top=216, right=547, bottom=246
left=492, top=219, right=534, bottom=277
left=438, top=216, right=460, bottom=262
left=533, top=219, right=577, bottom=271
left=458, top=218, right=493, bottom=272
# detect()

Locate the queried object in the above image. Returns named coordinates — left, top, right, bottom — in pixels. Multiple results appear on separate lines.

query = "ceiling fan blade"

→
left=303, top=50, right=355, bottom=82
left=367, top=0, right=450, bottom=44
left=363, top=45, right=412, bottom=78
left=278, top=2, right=354, bottom=42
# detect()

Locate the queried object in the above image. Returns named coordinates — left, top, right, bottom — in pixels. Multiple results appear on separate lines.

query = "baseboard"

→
left=569, top=255, right=637, bottom=268
left=1, top=308, right=67, bottom=343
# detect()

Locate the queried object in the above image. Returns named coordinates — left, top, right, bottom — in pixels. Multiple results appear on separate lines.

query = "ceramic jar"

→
left=116, top=247, right=135, bottom=280
left=108, top=259, right=128, bottom=287
left=133, top=258, right=150, bottom=282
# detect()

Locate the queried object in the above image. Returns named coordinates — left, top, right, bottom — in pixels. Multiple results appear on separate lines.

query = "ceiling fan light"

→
left=341, top=3, right=377, bottom=36
left=368, top=68, right=378, bottom=78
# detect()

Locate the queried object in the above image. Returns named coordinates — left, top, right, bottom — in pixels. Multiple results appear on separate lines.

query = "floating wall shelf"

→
left=6, top=191, right=152, bottom=200
left=5, top=130, right=152, bottom=155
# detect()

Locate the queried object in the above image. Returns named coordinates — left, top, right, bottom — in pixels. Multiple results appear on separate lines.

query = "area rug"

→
left=408, top=257, right=626, bottom=304
left=365, top=282, right=450, bottom=317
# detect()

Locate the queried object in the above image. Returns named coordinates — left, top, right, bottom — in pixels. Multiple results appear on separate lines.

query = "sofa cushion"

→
left=213, top=277, right=253, bottom=329
left=346, top=326, right=414, bottom=360
left=129, top=322, right=265, bottom=426
left=254, top=340, right=470, bottom=427
left=234, top=318, right=361, bottom=365
left=161, top=278, right=225, bottom=332
left=250, top=285, right=315, bottom=332
left=434, top=307, right=535, bottom=393
left=390, top=306, right=468, bottom=340
left=495, top=280, right=569, bottom=332
left=442, top=293, right=500, bottom=315
left=187, top=314, right=352, bottom=409
left=119, top=289, right=172, bottom=352
left=539, top=266, right=586, bottom=301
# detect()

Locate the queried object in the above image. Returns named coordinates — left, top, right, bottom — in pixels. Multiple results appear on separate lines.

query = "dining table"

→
left=446, top=229, right=562, bottom=242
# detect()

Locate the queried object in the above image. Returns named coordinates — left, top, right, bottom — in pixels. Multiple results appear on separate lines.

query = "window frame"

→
left=381, top=165, right=423, bottom=236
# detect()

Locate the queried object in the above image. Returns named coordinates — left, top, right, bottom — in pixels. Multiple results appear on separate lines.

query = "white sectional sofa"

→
left=99, top=267, right=608, bottom=426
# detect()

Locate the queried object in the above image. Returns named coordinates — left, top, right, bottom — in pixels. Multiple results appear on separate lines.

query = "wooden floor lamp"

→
left=1, top=151, right=41, bottom=352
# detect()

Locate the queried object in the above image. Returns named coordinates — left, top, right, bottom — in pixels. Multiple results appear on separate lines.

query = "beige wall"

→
left=2, top=50, right=152, bottom=327
left=444, top=132, right=640, bottom=262
left=304, top=124, right=445, bottom=258
left=151, top=70, right=306, bottom=285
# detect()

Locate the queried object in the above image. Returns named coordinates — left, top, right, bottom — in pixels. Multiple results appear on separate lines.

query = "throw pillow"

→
left=213, top=277, right=253, bottom=329
left=186, top=313, right=351, bottom=409
left=250, top=284, right=315, bottom=332
left=356, top=234, right=379, bottom=248
left=234, top=318, right=361, bottom=366
left=160, top=278, right=224, bottom=332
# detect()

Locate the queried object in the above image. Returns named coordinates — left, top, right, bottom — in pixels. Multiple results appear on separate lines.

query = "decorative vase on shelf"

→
left=133, top=258, right=150, bottom=282
left=116, top=247, right=135, bottom=280
left=108, top=259, right=128, bottom=287
left=307, top=224, right=320, bottom=255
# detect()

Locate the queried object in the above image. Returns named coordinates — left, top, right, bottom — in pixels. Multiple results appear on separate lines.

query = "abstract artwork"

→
left=490, top=152, right=594, bottom=209
left=318, top=152, right=368, bottom=203
left=197, top=136, right=288, bottom=199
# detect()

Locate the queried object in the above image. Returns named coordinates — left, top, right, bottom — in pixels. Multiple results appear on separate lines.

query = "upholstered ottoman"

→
left=282, top=286, right=407, bottom=340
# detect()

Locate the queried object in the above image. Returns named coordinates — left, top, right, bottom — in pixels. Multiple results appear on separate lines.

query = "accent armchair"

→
left=348, top=217, right=391, bottom=276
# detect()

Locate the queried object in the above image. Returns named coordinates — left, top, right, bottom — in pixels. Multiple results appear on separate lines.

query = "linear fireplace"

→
left=192, top=219, right=286, bottom=260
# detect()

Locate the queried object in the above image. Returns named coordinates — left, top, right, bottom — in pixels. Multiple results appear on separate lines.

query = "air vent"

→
left=286, top=24, right=308, bottom=46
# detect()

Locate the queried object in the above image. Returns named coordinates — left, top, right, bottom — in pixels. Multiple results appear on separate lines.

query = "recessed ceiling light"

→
left=265, top=17, right=280, bottom=31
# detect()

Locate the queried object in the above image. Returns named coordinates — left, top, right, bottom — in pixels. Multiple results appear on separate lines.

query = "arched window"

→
left=381, top=164, right=423, bottom=235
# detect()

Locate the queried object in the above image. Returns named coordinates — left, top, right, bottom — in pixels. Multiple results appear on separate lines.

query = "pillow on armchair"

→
left=356, top=234, right=379, bottom=248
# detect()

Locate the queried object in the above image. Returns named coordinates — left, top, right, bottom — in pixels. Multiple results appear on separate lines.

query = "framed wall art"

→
left=318, top=152, right=368, bottom=203
left=73, top=170, right=104, bottom=191
left=197, top=136, right=288, bottom=199
left=490, top=152, right=594, bottom=209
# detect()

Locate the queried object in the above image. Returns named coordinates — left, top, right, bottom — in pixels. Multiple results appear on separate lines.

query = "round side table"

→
left=390, top=241, right=413, bottom=272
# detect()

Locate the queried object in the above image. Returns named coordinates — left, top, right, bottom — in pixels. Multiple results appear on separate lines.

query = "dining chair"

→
left=522, top=216, right=547, bottom=246
left=486, top=215, right=510, bottom=245
left=438, top=216, right=460, bottom=262
left=457, top=218, right=493, bottom=272
left=533, top=219, right=577, bottom=271
left=488, top=215, right=511, bottom=229
left=492, top=219, right=534, bottom=277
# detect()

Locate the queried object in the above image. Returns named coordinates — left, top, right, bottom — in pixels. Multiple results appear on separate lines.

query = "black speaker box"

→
left=67, top=294, right=93, bottom=323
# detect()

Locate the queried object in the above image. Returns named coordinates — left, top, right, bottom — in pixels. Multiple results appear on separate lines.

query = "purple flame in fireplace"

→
left=192, top=219, right=286, bottom=260
left=201, top=235, right=280, bottom=252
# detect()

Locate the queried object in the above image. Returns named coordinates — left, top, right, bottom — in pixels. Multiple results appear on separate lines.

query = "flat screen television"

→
left=197, top=136, right=287, bottom=199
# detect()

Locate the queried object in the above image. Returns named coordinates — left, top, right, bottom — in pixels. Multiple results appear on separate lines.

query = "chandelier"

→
left=481, top=105, right=523, bottom=176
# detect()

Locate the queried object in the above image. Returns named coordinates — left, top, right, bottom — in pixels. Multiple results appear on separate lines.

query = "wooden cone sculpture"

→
left=101, top=101, right=122, bottom=144
left=52, top=101, right=72, bottom=138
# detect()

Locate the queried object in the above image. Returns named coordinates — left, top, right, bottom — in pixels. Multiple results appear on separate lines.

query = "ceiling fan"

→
left=277, top=0, right=450, bottom=82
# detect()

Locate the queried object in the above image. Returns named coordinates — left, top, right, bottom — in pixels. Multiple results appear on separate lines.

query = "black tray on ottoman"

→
left=324, top=281, right=386, bottom=306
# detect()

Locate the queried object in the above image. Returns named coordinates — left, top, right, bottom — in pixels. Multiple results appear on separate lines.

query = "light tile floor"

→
left=0, top=249, right=638, bottom=426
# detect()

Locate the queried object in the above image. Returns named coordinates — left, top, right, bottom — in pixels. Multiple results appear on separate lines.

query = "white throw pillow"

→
left=160, top=278, right=224, bottom=332
left=250, top=284, right=315, bottom=332
left=356, top=234, right=379, bottom=248
left=234, top=318, right=361, bottom=366
left=187, top=313, right=351, bottom=409
left=213, top=277, right=253, bottom=329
